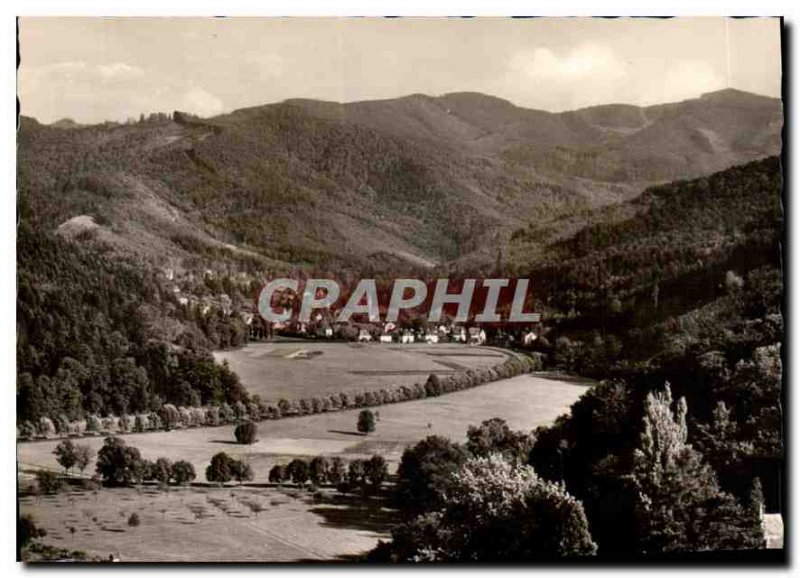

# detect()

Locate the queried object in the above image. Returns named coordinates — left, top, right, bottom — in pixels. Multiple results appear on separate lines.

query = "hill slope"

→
left=18, top=89, right=781, bottom=277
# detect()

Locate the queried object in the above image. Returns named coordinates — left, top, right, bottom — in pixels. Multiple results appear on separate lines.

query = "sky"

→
left=18, top=17, right=782, bottom=124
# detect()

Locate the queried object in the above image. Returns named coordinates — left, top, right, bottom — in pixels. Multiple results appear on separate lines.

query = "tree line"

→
left=18, top=355, right=541, bottom=441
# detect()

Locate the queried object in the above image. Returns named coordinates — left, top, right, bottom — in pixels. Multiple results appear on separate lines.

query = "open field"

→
left=18, top=372, right=591, bottom=561
left=19, top=373, right=591, bottom=477
left=213, top=342, right=510, bottom=402
left=19, top=484, right=391, bottom=562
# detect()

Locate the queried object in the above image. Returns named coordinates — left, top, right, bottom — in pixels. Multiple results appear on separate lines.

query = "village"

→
left=161, top=267, right=543, bottom=349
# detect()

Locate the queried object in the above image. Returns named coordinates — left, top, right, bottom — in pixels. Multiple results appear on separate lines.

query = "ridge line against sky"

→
left=22, top=88, right=779, bottom=128
left=18, top=16, right=782, bottom=124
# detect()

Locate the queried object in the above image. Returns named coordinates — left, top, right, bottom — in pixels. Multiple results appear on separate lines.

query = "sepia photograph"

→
left=14, top=14, right=785, bottom=564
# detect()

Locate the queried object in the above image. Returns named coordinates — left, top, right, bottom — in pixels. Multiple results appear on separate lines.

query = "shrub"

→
left=100, top=416, right=116, bottom=433
left=309, top=456, right=330, bottom=486
left=357, top=409, right=376, bottom=435
left=231, top=460, right=254, bottom=484
left=74, top=444, right=92, bottom=475
left=286, top=459, right=309, bottom=485
left=146, top=412, right=162, bottom=431
left=219, top=403, right=235, bottom=423
left=466, top=418, right=533, bottom=463
left=347, top=459, right=366, bottom=488
left=54, top=439, right=78, bottom=473
left=171, top=460, right=196, bottom=485
left=153, top=458, right=173, bottom=484
left=424, top=374, right=442, bottom=397
left=158, top=404, right=180, bottom=431
left=119, top=414, right=133, bottom=433
left=19, top=421, right=37, bottom=440
left=177, top=406, right=192, bottom=427
left=54, top=415, right=70, bottom=435
left=36, top=470, right=64, bottom=494
left=95, top=437, right=143, bottom=486
left=206, top=452, right=235, bottom=484
left=205, top=406, right=220, bottom=426
left=269, top=464, right=287, bottom=484
left=234, top=420, right=258, bottom=445
left=18, top=515, right=45, bottom=548
left=328, top=457, right=346, bottom=485
left=37, top=417, right=55, bottom=437
left=365, top=455, right=389, bottom=490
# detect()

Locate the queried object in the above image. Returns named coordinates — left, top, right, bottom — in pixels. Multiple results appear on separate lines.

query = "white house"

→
left=468, top=327, right=487, bottom=346
left=523, top=331, right=538, bottom=346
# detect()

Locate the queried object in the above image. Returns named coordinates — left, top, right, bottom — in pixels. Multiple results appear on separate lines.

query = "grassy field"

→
left=18, top=371, right=592, bottom=562
left=19, top=484, right=391, bottom=562
left=18, top=373, right=590, bottom=476
left=213, top=342, right=509, bottom=402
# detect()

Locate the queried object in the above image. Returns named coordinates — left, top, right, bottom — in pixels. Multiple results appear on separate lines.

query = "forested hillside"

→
left=17, top=224, right=247, bottom=423
left=16, top=90, right=783, bottom=442
left=18, top=88, right=781, bottom=274
left=514, top=156, right=782, bottom=340
left=511, top=157, right=784, bottom=523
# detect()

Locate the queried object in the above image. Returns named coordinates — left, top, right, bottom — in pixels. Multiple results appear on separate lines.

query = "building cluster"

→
left=160, top=267, right=540, bottom=347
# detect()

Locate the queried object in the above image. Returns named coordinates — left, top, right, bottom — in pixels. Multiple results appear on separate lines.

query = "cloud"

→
left=19, top=59, right=227, bottom=122
left=502, top=44, right=630, bottom=110
left=509, top=44, right=627, bottom=82
left=97, top=62, right=144, bottom=80
left=501, top=43, right=728, bottom=111
left=179, top=87, right=225, bottom=117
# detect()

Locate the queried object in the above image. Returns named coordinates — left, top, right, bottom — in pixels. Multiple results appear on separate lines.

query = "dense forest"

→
left=514, top=157, right=784, bottom=517
left=16, top=223, right=248, bottom=423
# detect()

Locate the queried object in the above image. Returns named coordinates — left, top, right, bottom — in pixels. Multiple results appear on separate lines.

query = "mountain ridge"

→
left=18, top=88, right=781, bottom=277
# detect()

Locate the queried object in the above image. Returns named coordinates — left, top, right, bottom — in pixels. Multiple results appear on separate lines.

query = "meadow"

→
left=19, top=484, right=389, bottom=562
left=18, top=371, right=592, bottom=561
left=213, top=342, right=509, bottom=402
